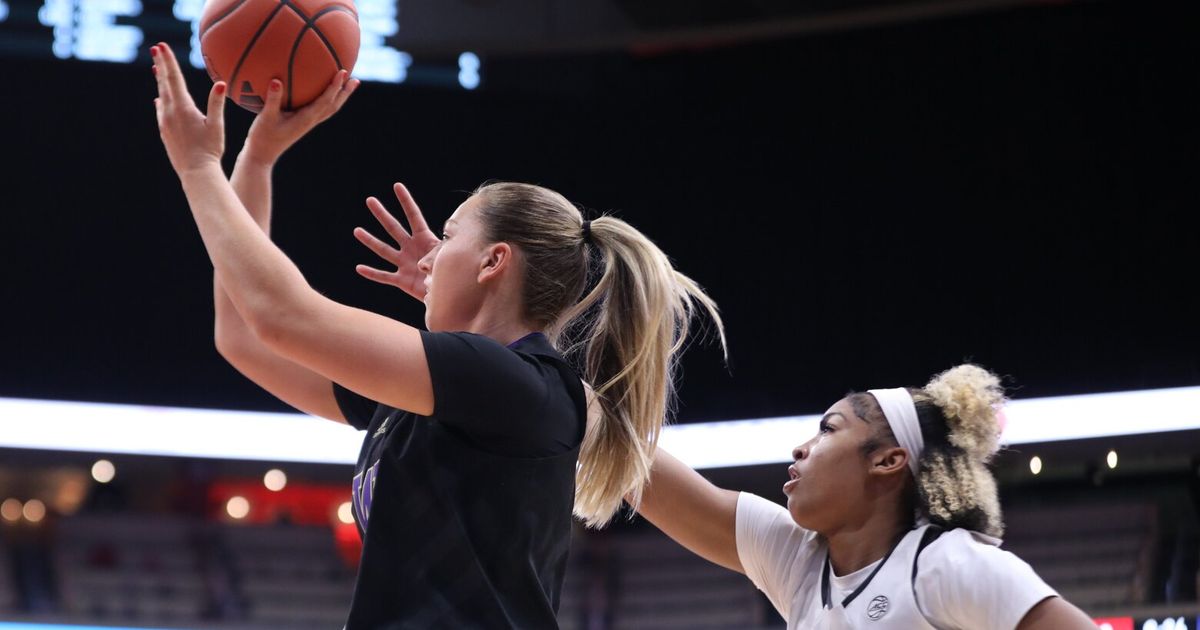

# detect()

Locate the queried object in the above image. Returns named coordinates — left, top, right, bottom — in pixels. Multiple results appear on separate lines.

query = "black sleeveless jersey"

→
left=333, top=331, right=587, bottom=629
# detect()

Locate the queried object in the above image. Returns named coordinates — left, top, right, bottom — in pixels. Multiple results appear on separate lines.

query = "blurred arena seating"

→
left=0, top=492, right=1195, bottom=628
left=607, top=533, right=760, bottom=629
left=56, top=514, right=207, bottom=623
left=0, top=544, right=14, bottom=615
left=222, top=523, right=354, bottom=629
left=1003, top=502, right=1158, bottom=614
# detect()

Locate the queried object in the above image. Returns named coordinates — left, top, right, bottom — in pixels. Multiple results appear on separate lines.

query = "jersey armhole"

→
left=910, top=525, right=946, bottom=625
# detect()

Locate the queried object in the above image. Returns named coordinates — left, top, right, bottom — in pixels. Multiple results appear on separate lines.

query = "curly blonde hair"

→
left=852, top=364, right=1007, bottom=537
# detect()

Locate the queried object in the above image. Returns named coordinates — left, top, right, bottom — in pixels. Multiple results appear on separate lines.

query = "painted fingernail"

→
left=270, top=80, right=281, bottom=91
left=215, top=83, right=226, bottom=95
left=150, top=46, right=157, bottom=56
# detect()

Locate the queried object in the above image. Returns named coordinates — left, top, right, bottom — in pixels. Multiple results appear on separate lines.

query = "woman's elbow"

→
left=214, top=322, right=252, bottom=364
left=245, top=311, right=289, bottom=353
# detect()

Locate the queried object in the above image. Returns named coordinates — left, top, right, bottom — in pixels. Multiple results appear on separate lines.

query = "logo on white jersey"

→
left=867, top=595, right=889, bottom=620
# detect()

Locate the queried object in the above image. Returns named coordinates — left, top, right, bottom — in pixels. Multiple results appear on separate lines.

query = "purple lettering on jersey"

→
left=362, top=463, right=379, bottom=520
left=351, top=462, right=381, bottom=527
left=351, top=471, right=364, bottom=523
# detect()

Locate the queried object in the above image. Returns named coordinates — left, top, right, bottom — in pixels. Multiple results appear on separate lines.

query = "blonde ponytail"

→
left=561, top=216, right=725, bottom=527
left=472, top=182, right=724, bottom=529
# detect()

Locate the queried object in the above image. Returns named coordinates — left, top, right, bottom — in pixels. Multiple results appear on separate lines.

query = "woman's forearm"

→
left=230, top=150, right=274, bottom=230
left=215, top=150, right=276, bottom=340
left=182, top=163, right=313, bottom=335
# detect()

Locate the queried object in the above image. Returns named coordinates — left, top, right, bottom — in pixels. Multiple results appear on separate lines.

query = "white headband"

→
left=867, top=388, right=924, bottom=477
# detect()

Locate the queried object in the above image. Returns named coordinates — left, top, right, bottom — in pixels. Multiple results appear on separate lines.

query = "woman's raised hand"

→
left=152, top=42, right=225, bottom=175
left=354, top=183, right=441, bottom=302
left=242, top=70, right=360, bottom=166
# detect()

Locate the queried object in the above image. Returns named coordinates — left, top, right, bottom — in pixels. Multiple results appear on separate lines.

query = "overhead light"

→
left=1106, top=450, right=1118, bottom=469
left=22, top=499, right=46, bottom=523
left=1029, top=456, right=1042, bottom=475
left=263, top=469, right=287, bottom=492
left=0, top=386, right=1197, bottom=470
left=337, top=501, right=354, bottom=525
left=1, top=499, right=22, bottom=523
left=91, top=459, right=115, bottom=483
left=226, top=496, right=250, bottom=520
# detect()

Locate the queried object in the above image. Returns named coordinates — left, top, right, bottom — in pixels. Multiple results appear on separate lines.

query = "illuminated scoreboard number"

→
left=37, top=0, right=144, bottom=62
left=6, top=0, right=480, bottom=88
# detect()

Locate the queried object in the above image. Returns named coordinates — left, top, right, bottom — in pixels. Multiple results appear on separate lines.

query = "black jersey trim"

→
left=821, top=529, right=908, bottom=610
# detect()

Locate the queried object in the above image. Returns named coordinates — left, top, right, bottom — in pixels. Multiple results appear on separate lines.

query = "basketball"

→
left=198, top=0, right=359, bottom=113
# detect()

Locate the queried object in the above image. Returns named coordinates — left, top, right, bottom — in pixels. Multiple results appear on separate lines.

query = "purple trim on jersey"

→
left=506, top=332, right=545, bottom=349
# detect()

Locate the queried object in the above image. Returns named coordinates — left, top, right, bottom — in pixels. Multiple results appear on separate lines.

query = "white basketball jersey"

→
left=794, top=525, right=940, bottom=629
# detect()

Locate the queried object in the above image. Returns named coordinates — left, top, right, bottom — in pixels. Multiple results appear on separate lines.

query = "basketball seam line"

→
left=281, top=0, right=353, bottom=110
left=227, top=1, right=288, bottom=109
left=199, top=0, right=253, bottom=41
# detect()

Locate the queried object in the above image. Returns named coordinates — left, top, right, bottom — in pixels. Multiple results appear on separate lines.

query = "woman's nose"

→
left=791, top=445, right=807, bottom=461
left=417, top=249, right=434, bottom=273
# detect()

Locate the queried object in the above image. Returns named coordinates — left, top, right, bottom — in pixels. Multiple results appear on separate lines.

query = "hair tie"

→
left=581, top=220, right=593, bottom=244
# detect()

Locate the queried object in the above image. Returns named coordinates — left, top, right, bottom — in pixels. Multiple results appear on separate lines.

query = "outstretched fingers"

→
left=353, top=226, right=403, bottom=264
left=392, top=183, right=431, bottom=234
left=355, top=264, right=399, bottom=286
left=365, top=196, right=412, bottom=244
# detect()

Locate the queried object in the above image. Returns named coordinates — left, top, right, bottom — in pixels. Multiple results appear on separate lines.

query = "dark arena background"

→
left=1, top=0, right=1199, bottom=628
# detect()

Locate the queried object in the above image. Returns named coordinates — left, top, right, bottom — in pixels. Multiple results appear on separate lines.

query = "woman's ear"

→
left=478, top=242, right=513, bottom=284
left=869, top=446, right=910, bottom=478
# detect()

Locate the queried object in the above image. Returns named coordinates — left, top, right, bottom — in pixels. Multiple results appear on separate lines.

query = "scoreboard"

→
left=1094, top=616, right=1197, bottom=630
left=0, top=0, right=481, bottom=88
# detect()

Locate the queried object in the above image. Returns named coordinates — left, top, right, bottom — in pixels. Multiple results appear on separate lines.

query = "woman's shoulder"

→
left=737, top=493, right=822, bottom=553
left=917, top=526, right=1033, bottom=580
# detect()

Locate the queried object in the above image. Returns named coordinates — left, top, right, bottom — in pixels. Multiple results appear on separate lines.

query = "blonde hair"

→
left=473, top=182, right=725, bottom=528
left=914, top=364, right=1006, bottom=537
left=854, top=364, right=1007, bottom=537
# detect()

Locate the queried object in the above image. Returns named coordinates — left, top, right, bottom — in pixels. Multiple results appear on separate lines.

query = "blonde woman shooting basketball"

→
left=150, top=43, right=723, bottom=628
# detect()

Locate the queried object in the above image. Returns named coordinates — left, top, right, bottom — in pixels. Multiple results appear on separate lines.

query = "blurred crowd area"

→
left=1, top=451, right=1198, bottom=629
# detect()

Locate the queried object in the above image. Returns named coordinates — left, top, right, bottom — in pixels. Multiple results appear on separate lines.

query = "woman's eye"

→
left=819, top=422, right=832, bottom=434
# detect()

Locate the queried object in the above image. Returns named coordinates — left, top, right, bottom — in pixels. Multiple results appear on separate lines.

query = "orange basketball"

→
left=198, top=0, right=359, bottom=112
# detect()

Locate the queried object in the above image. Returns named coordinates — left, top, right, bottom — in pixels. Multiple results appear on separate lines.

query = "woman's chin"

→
left=786, top=497, right=811, bottom=529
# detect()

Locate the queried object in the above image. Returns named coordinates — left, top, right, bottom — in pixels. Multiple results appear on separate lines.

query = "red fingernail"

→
left=270, top=80, right=281, bottom=91
left=215, top=83, right=226, bottom=95
left=150, top=46, right=157, bottom=56
left=152, top=66, right=157, bottom=75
